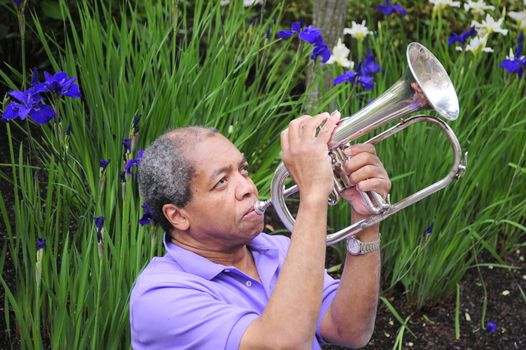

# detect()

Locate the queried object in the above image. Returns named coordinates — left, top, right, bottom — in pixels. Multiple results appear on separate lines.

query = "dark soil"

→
left=1, top=125, right=525, bottom=349
left=357, top=249, right=525, bottom=350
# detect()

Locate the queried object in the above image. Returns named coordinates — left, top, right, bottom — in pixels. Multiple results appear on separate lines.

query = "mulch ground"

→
left=355, top=248, right=525, bottom=350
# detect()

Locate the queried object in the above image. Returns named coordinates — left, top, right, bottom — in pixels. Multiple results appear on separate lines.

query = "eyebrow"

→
left=209, top=154, right=247, bottom=182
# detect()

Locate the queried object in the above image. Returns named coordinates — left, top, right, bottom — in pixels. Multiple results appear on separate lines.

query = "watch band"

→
left=346, top=233, right=381, bottom=255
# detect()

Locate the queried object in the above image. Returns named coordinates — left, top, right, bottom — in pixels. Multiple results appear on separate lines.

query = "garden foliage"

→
left=1, top=0, right=525, bottom=347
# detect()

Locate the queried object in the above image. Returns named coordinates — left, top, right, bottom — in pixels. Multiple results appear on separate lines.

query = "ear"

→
left=162, top=204, right=190, bottom=231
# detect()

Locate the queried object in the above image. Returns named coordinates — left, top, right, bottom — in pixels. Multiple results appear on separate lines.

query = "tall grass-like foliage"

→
left=1, top=0, right=525, bottom=347
left=1, top=0, right=310, bottom=347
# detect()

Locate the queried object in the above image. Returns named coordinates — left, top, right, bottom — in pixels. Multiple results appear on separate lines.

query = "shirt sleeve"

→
left=316, top=270, right=340, bottom=345
left=130, top=281, right=259, bottom=350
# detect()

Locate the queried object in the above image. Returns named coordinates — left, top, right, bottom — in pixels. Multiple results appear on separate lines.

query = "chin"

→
left=247, top=222, right=264, bottom=239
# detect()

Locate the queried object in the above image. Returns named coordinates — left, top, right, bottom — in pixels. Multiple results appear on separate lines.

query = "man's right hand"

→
left=280, top=111, right=340, bottom=200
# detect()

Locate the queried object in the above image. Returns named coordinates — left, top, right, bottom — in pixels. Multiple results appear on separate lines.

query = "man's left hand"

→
left=339, top=144, right=391, bottom=218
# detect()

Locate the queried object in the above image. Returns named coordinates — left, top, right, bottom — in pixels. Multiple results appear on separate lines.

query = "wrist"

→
left=346, top=233, right=381, bottom=256
left=356, top=227, right=380, bottom=242
left=299, top=190, right=330, bottom=204
left=351, top=208, right=380, bottom=240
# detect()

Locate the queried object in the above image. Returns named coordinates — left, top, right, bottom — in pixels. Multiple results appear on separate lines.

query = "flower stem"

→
left=17, top=10, right=27, bottom=89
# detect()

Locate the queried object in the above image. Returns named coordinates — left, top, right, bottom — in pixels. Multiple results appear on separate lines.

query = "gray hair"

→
left=138, top=126, right=219, bottom=233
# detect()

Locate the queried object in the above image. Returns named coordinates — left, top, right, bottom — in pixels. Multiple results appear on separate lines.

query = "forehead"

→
left=190, top=134, right=243, bottom=176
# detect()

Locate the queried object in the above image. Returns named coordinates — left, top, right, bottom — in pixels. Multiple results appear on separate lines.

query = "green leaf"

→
left=41, top=0, right=64, bottom=20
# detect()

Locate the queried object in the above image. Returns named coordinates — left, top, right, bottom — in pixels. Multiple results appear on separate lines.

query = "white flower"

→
left=508, top=11, right=526, bottom=30
left=429, top=0, right=461, bottom=11
left=456, top=34, right=493, bottom=54
left=243, top=0, right=263, bottom=7
left=463, top=1, right=494, bottom=15
left=471, top=14, right=508, bottom=36
left=343, top=20, right=372, bottom=41
left=326, top=38, right=354, bottom=68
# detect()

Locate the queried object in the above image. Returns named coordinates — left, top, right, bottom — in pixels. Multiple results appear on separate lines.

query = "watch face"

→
left=348, top=239, right=360, bottom=254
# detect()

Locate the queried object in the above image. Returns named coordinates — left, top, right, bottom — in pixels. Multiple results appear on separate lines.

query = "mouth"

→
left=242, top=205, right=258, bottom=220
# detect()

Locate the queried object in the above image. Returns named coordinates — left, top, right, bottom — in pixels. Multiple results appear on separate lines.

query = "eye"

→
left=240, top=164, right=249, bottom=175
left=214, top=177, right=228, bottom=189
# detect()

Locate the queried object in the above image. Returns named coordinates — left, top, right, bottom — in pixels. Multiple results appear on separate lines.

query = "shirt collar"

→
left=163, top=233, right=277, bottom=280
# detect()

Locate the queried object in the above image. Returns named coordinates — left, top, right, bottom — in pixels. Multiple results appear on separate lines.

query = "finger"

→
left=280, top=128, right=290, bottom=158
left=349, top=165, right=388, bottom=185
left=343, top=143, right=377, bottom=157
left=304, top=112, right=330, bottom=138
left=356, top=178, right=391, bottom=198
left=344, top=152, right=383, bottom=174
left=318, top=110, right=341, bottom=144
left=288, top=115, right=311, bottom=140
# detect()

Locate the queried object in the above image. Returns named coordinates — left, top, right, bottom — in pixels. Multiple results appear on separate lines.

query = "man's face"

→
left=180, top=134, right=264, bottom=249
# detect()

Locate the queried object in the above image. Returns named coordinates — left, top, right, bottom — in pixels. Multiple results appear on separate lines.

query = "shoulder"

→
left=130, top=257, right=259, bottom=349
left=130, top=255, right=219, bottom=301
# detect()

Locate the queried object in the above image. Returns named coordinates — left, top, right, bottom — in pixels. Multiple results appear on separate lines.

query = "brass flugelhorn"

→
left=254, top=42, right=467, bottom=245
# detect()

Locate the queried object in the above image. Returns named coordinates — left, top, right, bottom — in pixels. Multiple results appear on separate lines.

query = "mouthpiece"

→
left=254, top=200, right=271, bottom=216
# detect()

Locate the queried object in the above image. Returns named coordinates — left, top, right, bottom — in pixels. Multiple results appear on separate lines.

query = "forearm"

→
left=241, top=195, right=328, bottom=349
left=321, top=222, right=381, bottom=348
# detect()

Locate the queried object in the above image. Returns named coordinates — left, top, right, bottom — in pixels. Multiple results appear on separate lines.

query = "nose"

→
left=235, top=174, right=257, bottom=201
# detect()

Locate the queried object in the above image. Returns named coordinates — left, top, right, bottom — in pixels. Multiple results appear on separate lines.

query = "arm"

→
left=240, top=113, right=340, bottom=350
left=320, top=143, right=391, bottom=348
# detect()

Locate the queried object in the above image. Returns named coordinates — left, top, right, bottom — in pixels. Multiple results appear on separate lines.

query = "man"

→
left=130, top=111, right=391, bottom=349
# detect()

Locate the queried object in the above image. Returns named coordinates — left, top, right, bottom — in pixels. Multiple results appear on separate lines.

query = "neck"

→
left=170, top=233, right=250, bottom=268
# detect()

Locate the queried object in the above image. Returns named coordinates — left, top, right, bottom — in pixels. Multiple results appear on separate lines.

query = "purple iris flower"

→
left=424, top=222, right=434, bottom=235
left=31, top=67, right=40, bottom=86
left=298, top=25, right=323, bottom=45
left=36, top=237, right=46, bottom=251
left=333, top=70, right=375, bottom=90
left=1, top=86, right=55, bottom=124
left=13, top=0, right=22, bottom=8
left=139, top=203, right=155, bottom=226
left=125, top=149, right=144, bottom=175
left=42, top=71, right=81, bottom=98
left=334, top=53, right=381, bottom=90
left=486, top=320, right=497, bottom=334
left=99, top=159, right=110, bottom=171
left=333, top=70, right=358, bottom=86
left=278, top=22, right=301, bottom=39
left=500, top=33, right=526, bottom=78
left=357, top=75, right=375, bottom=90
left=448, top=27, right=477, bottom=47
left=310, top=40, right=331, bottom=63
left=377, top=0, right=407, bottom=16
left=132, top=114, right=141, bottom=134
left=94, top=216, right=105, bottom=243
left=122, top=138, right=132, bottom=153
left=357, top=53, right=381, bottom=75
left=278, top=22, right=330, bottom=63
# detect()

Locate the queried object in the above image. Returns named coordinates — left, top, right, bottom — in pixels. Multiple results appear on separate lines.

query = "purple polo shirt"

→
left=130, top=232, right=339, bottom=349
